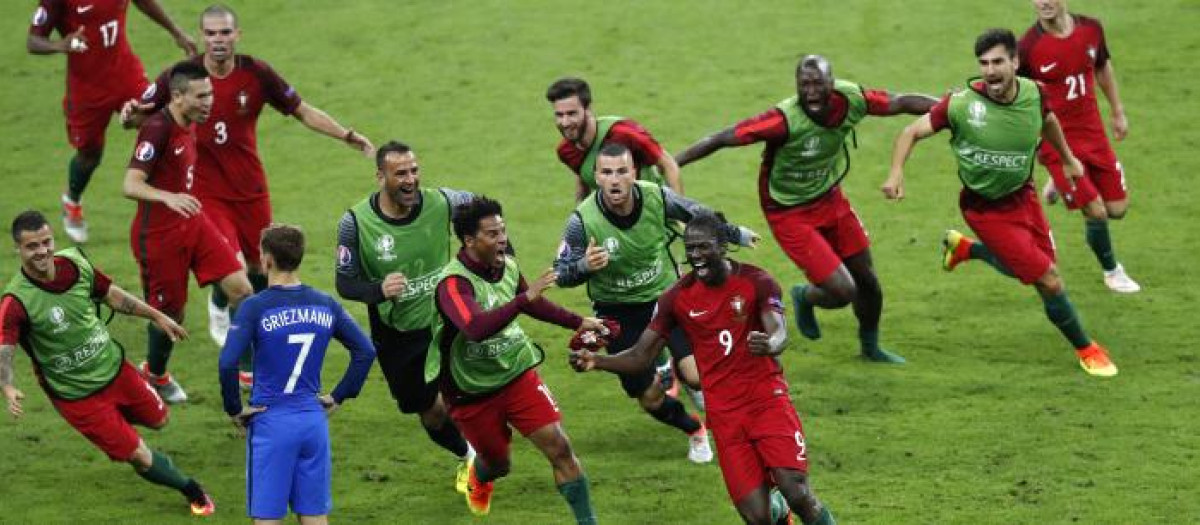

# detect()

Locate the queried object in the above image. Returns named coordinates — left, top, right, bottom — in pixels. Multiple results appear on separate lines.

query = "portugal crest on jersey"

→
left=729, top=294, right=747, bottom=322
left=236, top=90, right=250, bottom=115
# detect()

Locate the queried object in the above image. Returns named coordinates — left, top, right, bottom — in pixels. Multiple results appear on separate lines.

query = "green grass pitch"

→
left=1, top=1, right=1198, bottom=523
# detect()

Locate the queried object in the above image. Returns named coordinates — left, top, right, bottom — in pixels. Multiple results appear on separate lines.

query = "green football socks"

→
left=146, top=323, right=174, bottom=376
left=557, top=475, right=597, bottom=525
left=67, top=153, right=101, bottom=203
left=1042, top=291, right=1092, bottom=349
left=135, top=450, right=191, bottom=492
left=859, top=329, right=905, bottom=364
left=804, top=506, right=837, bottom=525
left=1085, top=219, right=1118, bottom=272
left=790, top=285, right=821, bottom=340
left=968, top=242, right=1015, bottom=278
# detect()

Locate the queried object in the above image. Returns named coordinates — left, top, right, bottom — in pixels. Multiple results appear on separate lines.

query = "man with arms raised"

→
left=676, top=55, right=936, bottom=364
left=883, top=28, right=1117, bottom=377
left=335, top=141, right=474, bottom=493
left=123, top=61, right=253, bottom=403
left=547, top=77, right=683, bottom=201
left=2, top=211, right=214, bottom=516
left=554, top=142, right=760, bottom=463
left=1018, top=0, right=1139, bottom=292
left=28, top=0, right=195, bottom=243
left=429, top=196, right=606, bottom=523
left=220, top=224, right=375, bottom=524
left=571, top=214, right=836, bottom=525
left=125, top=4, right=374, bottom=347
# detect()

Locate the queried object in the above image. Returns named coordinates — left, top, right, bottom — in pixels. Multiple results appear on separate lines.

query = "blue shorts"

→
left=247, top=408, right=331, bottom=519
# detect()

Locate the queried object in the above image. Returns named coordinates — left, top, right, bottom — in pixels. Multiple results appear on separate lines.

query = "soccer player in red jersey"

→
left=546, top=77, right=683, bottom=202
left=122, top=61, right=253, bottom=403
left=571, top=214, right=836, bottom=525
left=2, top=211, right=215, bottom=516
left=675, top=56, right=937, bottom=364
left=27, top=0, right=195, bottom=244
left=1018, top=0, right=1139, bottom=293
left=124, top=5, right=374, bottom=348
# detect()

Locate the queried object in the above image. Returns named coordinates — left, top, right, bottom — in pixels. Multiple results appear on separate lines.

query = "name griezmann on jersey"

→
left=258, top=307, right=335, bottom=332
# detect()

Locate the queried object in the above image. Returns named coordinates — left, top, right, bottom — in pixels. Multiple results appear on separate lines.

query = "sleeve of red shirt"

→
left=732, top=108, right=789, bottom=146
left=647, top=284, right=680, bottom=336
left=517, top=276, right=583, bottom=330
left=28, top=0, right=61, bottom=38
left=0, top=295, right=28, bottom=346
left=1035, top=82, right=1052, bottom=118
left=863, top=89, right=893, bottom=116
left=748, top=267, right=785, bottom=314
left=252, top=58, right=303, bottom=116
left=610, top=120, right=665, bottom=167
left=928, top=94, right=953, bottom=132
left=1090, top=17, right=1111, bottom=68
left=141, top=68, right=171, bottom=111
left=91, top=266, right=112, bottom=300
left=436, top=276, right=529, bottom=342
left=127, top=115, right=171, bottom=173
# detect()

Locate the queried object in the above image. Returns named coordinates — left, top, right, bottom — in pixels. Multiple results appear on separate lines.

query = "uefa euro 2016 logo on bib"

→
left=968, top=101, right=987, bottom=128
left=376, top=234, right=397, bottom=262
left=50, top=306, right=69, bottom=334
left=603, top=237, right=620, bottom=255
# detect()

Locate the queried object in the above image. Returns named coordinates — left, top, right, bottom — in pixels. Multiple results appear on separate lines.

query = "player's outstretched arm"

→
left=662, top=188, right=759, bottom=248
left=656, top=152, right=685, bottom=195
left=884, top=92, right=940, bottom=116
left=1095, top=63, right=1128, bottom=141
left=131, top=0, right=196, bottom=56
left=104, top=284, right=186, bottom=339
left=27, top=26, right=86, bottom=55
left=1041, top=113, right=1085, bottom=181
left=553, top=215, right=602, bottom=288
left=123, top=168, right=202, bottom=217
left=0, top=344, right=24, bottom=419
left=675, top=127, right=738, bottom=167
left=883, top=114, right=937, bottom=201
left=328, top=304, right=377, bottom=407
left=589, top=329, right=666, bottom=375
left=292, top=102, right=374, bottom=157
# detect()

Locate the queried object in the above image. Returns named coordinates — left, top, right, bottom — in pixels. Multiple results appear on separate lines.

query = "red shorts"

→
left=960, top=186, right=1056, bottom=285
left=202, top=196, right=273, bottom=268
left=131, top=213, right=244, bottom=316
left=1037, top=130, right=1127, bottom=210
left=446, top=369, right=562, bottom=466
left=50, top=361, right=168, bottom=461
left=63, top=80, right=151, bottom=153
left=709, top=395, right=809, bottom=504
left=764, top=187, right=870, bottom=284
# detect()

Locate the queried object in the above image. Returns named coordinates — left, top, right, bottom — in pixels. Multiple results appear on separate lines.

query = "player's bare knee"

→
left=418, top=405, right=448, bottom=429
left=1105, top=200, right=1128, bottom=219
left=1083, top=201, right=1108, bottom=221
left=1035, top=267, right=1064, bottom=295
left=127, top=441, right=153, bottom=470
left=223, top=275, right=253, bottom=304
left=638, top=383, right=665, bottom=411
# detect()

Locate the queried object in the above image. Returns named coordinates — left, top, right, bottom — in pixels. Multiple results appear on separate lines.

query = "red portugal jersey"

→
left=145, top=55, right=303, bottom=201
left=731, top=89, right=891, bottom=211
left=1018, top=15, right=1111, bottom=131
left=556, top=118, right=666, bottom=176
left=650, top=262, right=789, bottom=415
left=28, top=0, right=147, bottom=107
left=127, top=110, right=198, bottom=232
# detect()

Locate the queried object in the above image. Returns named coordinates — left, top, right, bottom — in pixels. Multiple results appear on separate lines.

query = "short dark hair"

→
left=975, top=28, right=1017, bottom=58
left=545, top=77, right=592, bottom=108
left=169, top=61, right=209, bottom=95
left=597, top=141, right=630, bottom=160
left=452, top=196, right=503, bottom=242
left=200, top=4, right=237, bottom=26
left=375, top=140, right=412, bottom=170
left=796, top=54, right=832, bottom=77
left=11, top=210, right=49, bottom=242
left=260, top=223, right=305, bottom=272
left=685, top=212, right=728, bottom=248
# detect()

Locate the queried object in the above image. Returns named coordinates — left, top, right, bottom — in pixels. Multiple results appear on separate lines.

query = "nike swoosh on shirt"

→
left=688, top=310, right=707, bottom=318
left=174, top=146, right=185, bottom=155
left=1039, top=63, right=1057, bottom=73
left=76, top=5, right=94, bottom=13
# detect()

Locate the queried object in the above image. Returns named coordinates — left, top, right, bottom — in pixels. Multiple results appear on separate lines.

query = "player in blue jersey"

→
left=219, top=224, right=376, bottom=524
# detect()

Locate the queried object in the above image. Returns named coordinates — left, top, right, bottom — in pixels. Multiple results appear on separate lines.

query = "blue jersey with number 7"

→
left=219, top=285, right=376, bottom=416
